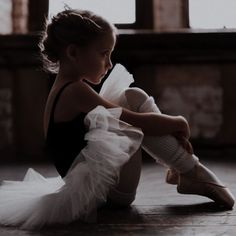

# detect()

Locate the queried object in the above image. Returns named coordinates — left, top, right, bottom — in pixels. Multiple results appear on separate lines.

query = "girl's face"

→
left=76, top=32, right=116, bottom=85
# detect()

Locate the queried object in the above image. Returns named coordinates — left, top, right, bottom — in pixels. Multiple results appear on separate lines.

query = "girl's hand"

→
left=177, top=135, right=193, bottom=154
left=175, top=116, right=191, bottom=139
left=173, top=116, right=193, bottom=154
left=173, top=130, right=193, bottom=154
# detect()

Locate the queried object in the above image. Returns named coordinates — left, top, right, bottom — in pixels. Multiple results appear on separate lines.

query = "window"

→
left=0, top=0, right=28, bottom=34
left=0, top=1, right=12, bottom=34
left=189, top=0, right=236, bottom=29
left=48, top=0, right=136, bottom=25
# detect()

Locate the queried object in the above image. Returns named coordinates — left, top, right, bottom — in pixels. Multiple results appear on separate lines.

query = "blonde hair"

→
left=39, top=9, right=116, bottom=73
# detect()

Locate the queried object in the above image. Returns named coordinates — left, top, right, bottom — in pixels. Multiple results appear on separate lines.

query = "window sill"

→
left=114, top=29, right=236, bottom=65
left=1, top=30, right=236, bottom=67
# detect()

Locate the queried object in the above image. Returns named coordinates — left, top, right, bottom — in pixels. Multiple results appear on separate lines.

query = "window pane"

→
left=0, top=0, right=12, bottom=34
left=189, top=0, right=236, bottom=29
left=49, top=0, right=136, bottom=24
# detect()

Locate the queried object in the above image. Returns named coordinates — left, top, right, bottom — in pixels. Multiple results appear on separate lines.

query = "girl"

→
left=0, top=9, right=234, bottom=229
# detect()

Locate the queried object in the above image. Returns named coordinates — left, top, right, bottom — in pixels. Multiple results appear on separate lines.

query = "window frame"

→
left=115, top=0, right=153, bottom=29
left=27, top=0, right=154, bottom=31
left=25, top=0, right=236, bottom=32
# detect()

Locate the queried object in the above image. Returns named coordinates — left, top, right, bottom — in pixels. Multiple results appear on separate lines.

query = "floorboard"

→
left=0, top=158, right=235, bottom=236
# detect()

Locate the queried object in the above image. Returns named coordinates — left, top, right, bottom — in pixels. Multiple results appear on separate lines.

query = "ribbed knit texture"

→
left=124, top=88, right=198, bottom=173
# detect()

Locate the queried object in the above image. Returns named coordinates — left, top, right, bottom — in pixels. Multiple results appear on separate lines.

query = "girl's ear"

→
left=66, top=44, right=79, bottom=62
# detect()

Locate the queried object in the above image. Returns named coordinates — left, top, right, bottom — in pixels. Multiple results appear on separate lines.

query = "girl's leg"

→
left=107, top=148, right=142, bottom=207
left=123, top=87, right=198, bottom=173
left=122, top=87, right=235, bottom=209
left=107, top=87, right=194, bottom=207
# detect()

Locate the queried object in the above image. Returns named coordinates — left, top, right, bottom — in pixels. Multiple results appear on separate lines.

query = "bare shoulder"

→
left=65, top=80, right=116, bottom=113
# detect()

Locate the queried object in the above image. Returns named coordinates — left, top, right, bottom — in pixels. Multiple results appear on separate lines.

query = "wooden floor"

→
left=0, top=158, right=235, bottom=236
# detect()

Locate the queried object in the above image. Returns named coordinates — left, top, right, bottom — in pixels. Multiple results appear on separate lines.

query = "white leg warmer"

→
left=123, top=87, right=198, bottom=173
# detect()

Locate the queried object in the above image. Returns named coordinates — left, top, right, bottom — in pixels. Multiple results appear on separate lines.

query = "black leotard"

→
left=45, top=82, right=87, bottom=177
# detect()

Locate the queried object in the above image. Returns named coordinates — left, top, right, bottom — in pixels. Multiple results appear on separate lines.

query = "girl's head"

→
left=39, top=9, right=116, bottom=77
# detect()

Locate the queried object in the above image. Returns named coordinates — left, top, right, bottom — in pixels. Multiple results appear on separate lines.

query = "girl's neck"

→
left=56, top=63, right=82, bottom=84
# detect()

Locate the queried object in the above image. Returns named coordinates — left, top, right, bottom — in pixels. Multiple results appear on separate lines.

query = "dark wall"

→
left=1, top=30, right=236, bottom=162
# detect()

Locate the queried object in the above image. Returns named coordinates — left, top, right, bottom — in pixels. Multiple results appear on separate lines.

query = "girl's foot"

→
left=166, top=168, right=179, bottom=185
left=166, top=163, right=235, bottom=209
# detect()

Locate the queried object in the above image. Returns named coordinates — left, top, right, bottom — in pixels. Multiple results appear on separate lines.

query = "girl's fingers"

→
left=175, top=135, right=194, bottom=154
left=182, top=139, right=193, bottom=154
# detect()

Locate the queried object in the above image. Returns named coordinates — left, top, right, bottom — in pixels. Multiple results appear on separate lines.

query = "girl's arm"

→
left=120, top=110, right=189, bottom=138
left=66, top=81, right=190, bottom=137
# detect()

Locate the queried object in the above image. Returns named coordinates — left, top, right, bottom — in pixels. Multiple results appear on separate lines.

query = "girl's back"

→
left=44, top=81, right=87, bottom=177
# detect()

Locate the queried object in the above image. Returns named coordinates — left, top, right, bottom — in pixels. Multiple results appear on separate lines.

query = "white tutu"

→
left=0, top=64, right=143, bottom=229
left=100, top=63, right=134, bottom=104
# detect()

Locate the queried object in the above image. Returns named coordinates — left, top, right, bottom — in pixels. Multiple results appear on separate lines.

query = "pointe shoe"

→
left=177, top=163, right=235, bottom=209
left=166, top=168, right=179, bottom=185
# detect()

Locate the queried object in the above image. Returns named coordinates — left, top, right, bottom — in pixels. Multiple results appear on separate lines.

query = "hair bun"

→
left=39, top=9, right=115, bottom=73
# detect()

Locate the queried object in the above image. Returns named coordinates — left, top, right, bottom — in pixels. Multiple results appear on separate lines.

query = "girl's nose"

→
left=106, top=57, right=113, bottom=70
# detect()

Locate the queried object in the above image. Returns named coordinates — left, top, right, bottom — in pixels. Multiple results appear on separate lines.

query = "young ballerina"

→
left=0, top=9, right=234, bottom=229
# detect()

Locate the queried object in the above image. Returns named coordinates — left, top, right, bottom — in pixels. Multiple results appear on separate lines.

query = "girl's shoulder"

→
left=44, top=80, right=80, bottom=135
left=44, top=79, right=116, bottom=136
left=48, top=80, right=102, bottom=121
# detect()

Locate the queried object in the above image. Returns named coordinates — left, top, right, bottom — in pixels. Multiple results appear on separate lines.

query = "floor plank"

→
left=0, top=159, right=235, bottom=235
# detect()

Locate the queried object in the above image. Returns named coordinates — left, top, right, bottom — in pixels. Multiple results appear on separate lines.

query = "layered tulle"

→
left=100, top=63, right=134, bottom=104
left=0, top=64, right=143, bottom=229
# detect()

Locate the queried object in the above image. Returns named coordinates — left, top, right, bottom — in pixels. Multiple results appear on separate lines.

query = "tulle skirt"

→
left=0, top=64, right=143, bottom=229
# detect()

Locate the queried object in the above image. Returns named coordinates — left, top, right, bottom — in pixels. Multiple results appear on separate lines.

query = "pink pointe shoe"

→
left=166, top=168, right=179, bottom=185
left=166, top=163, right=235, bottom=209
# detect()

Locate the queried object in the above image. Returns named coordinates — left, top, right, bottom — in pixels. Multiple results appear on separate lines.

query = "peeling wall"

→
left=155, top=65, right=223, bottom=138
left=153, top=0, right=188, bottom=30
left=134, top=63, right=235, bottom=144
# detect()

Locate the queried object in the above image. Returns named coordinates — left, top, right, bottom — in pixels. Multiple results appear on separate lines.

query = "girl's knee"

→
left=125, top=87, right=161, bottom=114
left=124, top=87, right=149, bottom=112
